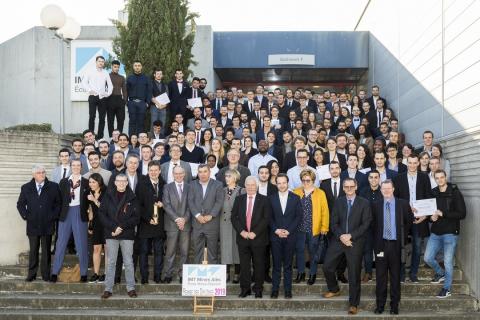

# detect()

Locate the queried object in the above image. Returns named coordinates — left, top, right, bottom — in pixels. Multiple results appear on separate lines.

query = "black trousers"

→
left=376, top=240, right=401, bottom=309
left=323, top=239, right=364, bottom=307
left=238, top=242, right=266, bottom=293
left=28, top=235, right=52, bottom=280
left=88, top=95, right=108, bottom=139
left=107, top=95, right=125, bottom=136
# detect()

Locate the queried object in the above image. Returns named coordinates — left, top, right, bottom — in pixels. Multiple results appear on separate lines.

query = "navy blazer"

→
left=269, top=191, right=302, bottom=236
left=340, top=170, right=368, bottom=191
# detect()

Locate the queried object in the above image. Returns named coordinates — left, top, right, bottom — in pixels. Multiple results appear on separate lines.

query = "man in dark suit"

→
left=269, top=174, right=302, bottom=299
left=17, top=164, right=62, bottom=282
left=373, top=151, right=398, bottom=182
left=393, top=154, right=432, bottom=282
left=136, top=161, right=166, bottom=284
left=211, top=88, right=227, bottom=112
left=167, top=69, right=190, bottom=120
left=367, top=98, right=387, bottom=134
left=366, top=85, right=388, bottom=111
left=340, top=154, right=367, bottom=191
left=322, top=178, right=372, bottom=315
left=150, top=68, right=169, bottom=134
left=372, top=179, right=413, bottom=315
left=184, top=77, right=204, bottom=120
left=231, top=176, right=271, bottom=299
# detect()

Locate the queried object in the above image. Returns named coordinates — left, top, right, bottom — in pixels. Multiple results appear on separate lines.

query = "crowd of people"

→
left=16, top=56, right=467, bottom=315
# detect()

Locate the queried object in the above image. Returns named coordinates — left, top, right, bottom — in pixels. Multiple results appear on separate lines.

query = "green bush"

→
left=5, top=123, right=52, bottom=132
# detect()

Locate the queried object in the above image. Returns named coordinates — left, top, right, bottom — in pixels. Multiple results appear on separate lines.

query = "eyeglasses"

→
left=297, top=156, right=308, bottom=159
left=116, top=180, right=128, bottom=183
left=301, top=179, right=312, bottom=183
left=344, top=185, right=356, bottom=189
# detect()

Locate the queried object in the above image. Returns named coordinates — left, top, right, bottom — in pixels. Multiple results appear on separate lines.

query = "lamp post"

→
left=40, top=4, right=81, bottom=134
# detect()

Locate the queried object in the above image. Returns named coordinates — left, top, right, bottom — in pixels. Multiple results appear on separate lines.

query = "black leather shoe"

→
left=154, top=278, right=163, bottom=284
left=264, top=274, right=272, bottom=283
left=255, top=291, right=263, bottom=298
left=178, top=276, right=182, bottom=284
left=80, top=275, right=88, bottom=283
left=390, top=307, right=399, bottom=315
left=337, top=274, right=348, bottom=284
left=238, top=289, right=251, bottom=298
left=49, top=274, right=57, bottom=283
left=114, top=277, right=121, bottom=284
left=164, top=276, right=172, bottom=284
left=374, top=307, right=384, bottom=314
left=227, top=274, right=231, bottom=283
left=284, top=291, right=292, bottom=299
left=141, top=279, right=148, bottom=284
left=307, top=274, right=316, bottom=285
left=270, top=290, right=279, bottom=299
left=295, top=273, right=305, bottom=283
left=25, top=275, right=36, bottom=282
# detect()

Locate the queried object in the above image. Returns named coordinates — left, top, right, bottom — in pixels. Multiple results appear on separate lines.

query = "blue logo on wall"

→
left=75, top=47, right=125, bottom=74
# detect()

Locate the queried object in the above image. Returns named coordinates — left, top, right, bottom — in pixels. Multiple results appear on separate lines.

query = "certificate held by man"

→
left=411, top=198, right=437, bottom=217
left=155, top=92, right=170, bottom=105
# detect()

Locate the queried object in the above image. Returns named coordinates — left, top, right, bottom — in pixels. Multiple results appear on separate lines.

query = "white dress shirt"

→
left=258, top=182, right=268, bottom=196
left=279, top=191, right=288, bottom=214
left=82, top=68, right=113, bottom=99
left=68, top=176, right=81, bottom=206
left=167, top=161, right=180, bottom=183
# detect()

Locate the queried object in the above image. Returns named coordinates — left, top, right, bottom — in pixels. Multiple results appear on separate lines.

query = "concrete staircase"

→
left=0, top=253, right=478, bottom=319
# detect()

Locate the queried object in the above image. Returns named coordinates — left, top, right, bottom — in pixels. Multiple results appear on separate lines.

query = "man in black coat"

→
left=136, top=161, right=166, bottom=284
left=99, top=173, right=140, bottom=299
left=231, top=176, right=271, bottom=299
left=322, top=178, right=372, bottom=315
left=372, top=180, right=413, bottom=315
left=393, top=154, right=432, bottom=282
left=167, top=69, right=190, bottom=121
left=17, top=165, right=62, bottom=282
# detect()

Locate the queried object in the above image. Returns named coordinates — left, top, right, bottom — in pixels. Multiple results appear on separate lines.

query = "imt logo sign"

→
left=182, top=264, right=227, bottom=296
left=70, top=40, right=125, bottom=101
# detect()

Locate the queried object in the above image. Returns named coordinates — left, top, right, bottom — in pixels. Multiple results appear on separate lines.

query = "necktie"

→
left=246, top=196, right=253, bottom=232
left=37, top=184, right=42, bottom=195
left=249, top=103, right=253, bottom=112
left=196, top=131, right=200, bottom=145
left=346, top=199, right=352, bottom=233
left=62, top=168, right=67, bottom=179
left=378, top=111, right=382, bottom=126
left=217, top=99, right=220, bottom=109
left=153, top=183, right=158, bottom=200
left=256, top=111, right=259, bottom=119
left=193, top=89, right=197, bottom=98
left=333, top=181, right=338, bottom=199
left=178, top=184, right=183, bottom=199
left=385, top=201, right=392, bottom=239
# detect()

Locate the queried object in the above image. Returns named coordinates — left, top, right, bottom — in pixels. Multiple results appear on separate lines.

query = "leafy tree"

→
left=112, top=0, right=198, bottom=79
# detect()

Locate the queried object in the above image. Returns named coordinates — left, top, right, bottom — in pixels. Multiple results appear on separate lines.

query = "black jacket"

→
left=393, top=172, right=432, bottom=237
left=59, top=177, right=89, bottom=222
left=430, top=184, right=466, bottom=235
left=331, top=196, right=372, bottom=242
left=99, top=187, right=140, bottom=240
left=17, top=178, right=62, bottom=236
left=231, top=193, right=271, bottom=247
left=136, top=177, right=166, bottom=239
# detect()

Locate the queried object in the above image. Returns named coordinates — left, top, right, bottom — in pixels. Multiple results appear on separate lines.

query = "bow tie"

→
left=177, top=81, right=183, bottom=83
left=354, top=118, right=360, bottom=122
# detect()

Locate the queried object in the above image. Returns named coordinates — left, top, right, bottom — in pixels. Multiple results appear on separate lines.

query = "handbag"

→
left=58, top=263, right=81, bottom=282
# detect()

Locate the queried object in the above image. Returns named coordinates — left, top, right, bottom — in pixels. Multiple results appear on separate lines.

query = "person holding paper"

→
left=424, top=169, right=466, bottom=298
left=150, top=68, right=169, bottom=135
left=393, top=154, right=432, bottom=283
left=372, top=180, right=412, bottom=315
left=185, top=77, right=204, bottom=120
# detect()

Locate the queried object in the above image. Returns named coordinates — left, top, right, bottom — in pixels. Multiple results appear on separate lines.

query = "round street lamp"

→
left=57, top=17, right=81, bottom=41
left=40, top=4, right=66, bottom=30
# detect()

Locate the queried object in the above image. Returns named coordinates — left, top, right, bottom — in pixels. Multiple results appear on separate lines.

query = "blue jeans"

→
left=150, top=106, right=166, bottom=135
left=295, top=231, right=323, bottom=275
left=424, top=233, right=458, bottom=290
left=363, top=228, right=374, bottom=274
left=409, top=224, right=428, bottom=278
left=127, top=100, right=147, bottom=136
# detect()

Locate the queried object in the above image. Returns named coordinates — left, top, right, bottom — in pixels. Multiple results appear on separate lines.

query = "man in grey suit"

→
left=160, top=144, right=193, bottom=183
left=162, top=166, right=191, bottom=284
left=186, top=107, right=209, bottom=130
left=188, top=164, right=225, bottom=264
left=51, top=148, right=71, bottom=184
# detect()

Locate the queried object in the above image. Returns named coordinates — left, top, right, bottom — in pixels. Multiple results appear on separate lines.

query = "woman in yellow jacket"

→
left=293, top=169, right=330, bottom=285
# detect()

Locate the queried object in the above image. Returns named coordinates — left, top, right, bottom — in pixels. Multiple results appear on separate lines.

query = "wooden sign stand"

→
left=193, top=248, right=215, bottom=315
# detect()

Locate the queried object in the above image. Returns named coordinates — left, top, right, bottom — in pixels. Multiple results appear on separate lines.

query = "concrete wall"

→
left=357, top=0, right=480, bottom=298
left=0, top=25, right=215, bottom=135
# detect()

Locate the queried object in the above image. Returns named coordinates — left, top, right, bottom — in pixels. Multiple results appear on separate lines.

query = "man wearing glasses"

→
left=286, top=149, right=319, bottom=189
left=17, top=164, right=62, bottom=282
left=322, top=178, right=372, bottom=315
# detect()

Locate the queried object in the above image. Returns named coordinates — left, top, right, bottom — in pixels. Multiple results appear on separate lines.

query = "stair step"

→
left=0, top=279, right=469, bottom=296
left=0, top=293, right=475, bottom=312
left=0, top=309, right=478, bottom=320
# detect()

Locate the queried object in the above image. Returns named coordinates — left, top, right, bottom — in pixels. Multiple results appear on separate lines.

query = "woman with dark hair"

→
left=267, top=159, right=280, bottom=186
left=323, top=137, right=347, bottom=170
left=243, top=136, right=258, bottom=159
left=350, top=95, right=361, bottom=110
left=347, top=142, right=358, bottom=156
left=200, top=128, right=213, bottom=154
left=249, top=118, right=259, bottom=143
left=432, top=143, right=451, bottom=180
left=354, top=124, right=374, bottom=154
left=357, top=144, right=373, bottom=169
left=129, top=134, right=140, bottom=152
left=419, top=151, right=431, bottom=173
left=87, top=173, right=106, bottom=283
left=402, top=143, right=414, bottom=165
